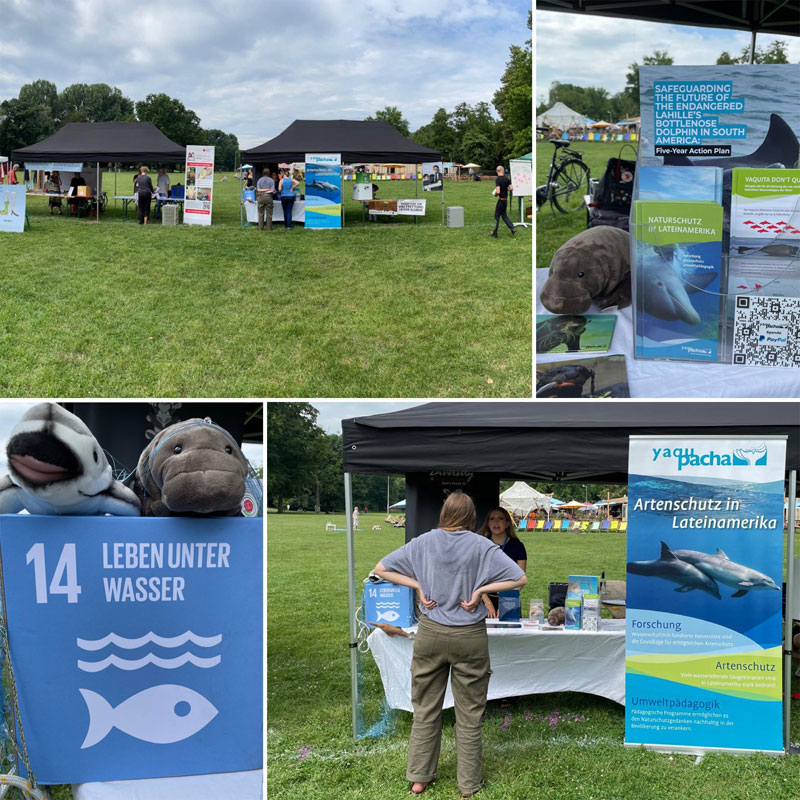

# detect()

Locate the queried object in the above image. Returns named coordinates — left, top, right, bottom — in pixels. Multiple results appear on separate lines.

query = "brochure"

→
left=536, top=355, right=629, bottom=398
left=637, top=165, right=723, bottom=204
left=566, top=575, right=599, bottom=631
left=535, top=314, right=617, bottom=354
left=633, top=200, right=724, bottom=361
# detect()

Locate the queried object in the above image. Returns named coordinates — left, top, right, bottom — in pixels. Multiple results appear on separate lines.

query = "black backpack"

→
left=587, top=144, right=636, bottom=230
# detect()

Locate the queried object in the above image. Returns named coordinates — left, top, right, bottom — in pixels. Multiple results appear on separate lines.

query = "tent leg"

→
left=749, top=30, right=757, bottom=64
left=344, top=472, right=359, bottom=738
left=784, top=469, right=797, bottom=751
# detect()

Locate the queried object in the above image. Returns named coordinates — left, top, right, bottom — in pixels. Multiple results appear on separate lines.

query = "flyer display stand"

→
left=631, top=64, right=800, bottom=366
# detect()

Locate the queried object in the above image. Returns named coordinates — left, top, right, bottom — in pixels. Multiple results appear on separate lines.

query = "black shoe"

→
left=489, top=231, right=498, bottom=238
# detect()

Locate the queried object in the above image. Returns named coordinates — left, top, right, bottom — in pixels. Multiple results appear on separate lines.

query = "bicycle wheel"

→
left=551, top=159, right=590, bottom=213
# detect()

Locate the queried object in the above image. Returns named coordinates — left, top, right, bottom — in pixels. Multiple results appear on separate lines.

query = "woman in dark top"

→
left=134, top=166, right=155, bottom=225
left=478, top=507, right=527, bottom=616
left=278, top=169, right=300, bottom=229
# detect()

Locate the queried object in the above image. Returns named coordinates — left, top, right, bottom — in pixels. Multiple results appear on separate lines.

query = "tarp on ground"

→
left=342, top=402, right=800, bottom=483
left=11, top=122, right=185, bottom=164
left=499, top=481, right=551, bottom=516
left=536, top=102, right=584, bottom=130
left=241, top=120, right=441, bottom=164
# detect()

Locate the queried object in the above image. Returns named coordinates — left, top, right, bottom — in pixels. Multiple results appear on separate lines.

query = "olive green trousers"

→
left=406, top=615, right=490, bottom=795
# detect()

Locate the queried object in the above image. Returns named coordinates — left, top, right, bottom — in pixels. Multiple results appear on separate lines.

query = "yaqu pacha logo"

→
left=651, top=443, right=767, bottom=470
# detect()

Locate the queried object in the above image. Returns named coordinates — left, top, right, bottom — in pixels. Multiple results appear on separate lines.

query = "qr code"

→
left=733, top=295, right=800, bottom=368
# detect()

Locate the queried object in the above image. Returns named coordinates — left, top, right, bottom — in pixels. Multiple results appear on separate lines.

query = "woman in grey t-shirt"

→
left=374, top=492, right=526, bottom=797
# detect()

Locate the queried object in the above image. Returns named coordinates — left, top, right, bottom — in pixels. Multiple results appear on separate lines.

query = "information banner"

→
left=184, top=145, right=214, bottom=226
left=0, top=514, right=262, bottom=783
left=305, top=153, right=341, bottom=229
left=0, top=185, right=26, bottom=233
left=626, top=436, right=786, bottom=753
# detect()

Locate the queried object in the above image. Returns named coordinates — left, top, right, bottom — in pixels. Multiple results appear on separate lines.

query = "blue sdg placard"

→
left=0, top=514, right=262, bottom=784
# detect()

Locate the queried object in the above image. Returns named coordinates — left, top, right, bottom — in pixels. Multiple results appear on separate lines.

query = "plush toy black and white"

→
left=0, top=403, right=140, bottom=516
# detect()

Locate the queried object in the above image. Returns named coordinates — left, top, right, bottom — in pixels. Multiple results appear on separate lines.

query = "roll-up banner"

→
left=626, top=435, right=787, bottom=754
left=184, top=145, right=214, bottom=226
left=305, top=153, right=342, bottom=229
left=0, top=185, right=26, bottom=233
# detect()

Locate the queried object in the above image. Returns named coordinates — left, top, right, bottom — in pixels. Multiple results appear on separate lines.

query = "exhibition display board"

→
left=0, top=515, right=262, bottom=784
left=0, top=185, right=26, bottom=233
left=184, top=145, right=215, bottom=226
left=626, top=436, right=786, bottom=754
left=632, top=64, right=800, bottom=366
left=305, top=153, right=342, bottom=229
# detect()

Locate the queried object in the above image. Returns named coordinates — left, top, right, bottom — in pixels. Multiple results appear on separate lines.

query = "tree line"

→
left=537, top=40, right=793, bottom=125
left=0, top=80, right=239, bottom=170
left=366, top=12, right=531, bottom=166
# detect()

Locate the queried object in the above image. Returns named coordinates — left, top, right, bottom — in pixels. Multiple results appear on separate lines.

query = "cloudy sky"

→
left=536, top=9, right=800, bottom=107
left=312, top=401, right=422, bottom=435
left=3, top=0, right=530, bottom=149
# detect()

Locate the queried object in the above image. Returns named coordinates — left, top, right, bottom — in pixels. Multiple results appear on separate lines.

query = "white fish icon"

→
left=80, top=684, right=218, bottom=748
left=376, top=610, right=400, bottom=623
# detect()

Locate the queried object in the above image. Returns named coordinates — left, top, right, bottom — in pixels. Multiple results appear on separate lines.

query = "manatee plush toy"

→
left=540, top=226, right=631, bottom=313
left=134, top=418, right=248, bottom=516
left=0, top=403, right=140, bottom=516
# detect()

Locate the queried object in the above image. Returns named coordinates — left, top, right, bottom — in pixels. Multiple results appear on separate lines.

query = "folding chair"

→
left=571, top=521, right=582, bottom=531
left=518, top=519, right=528, bottom=530
left=610, top=520, right=620, bottom=531
left=601, top=520, right=611, bottom=531
left=619, top=521, right=628, bottom=532
left=543, top=521, right=553, bottom=531
left=561, top=520, right=570, bottom=531
left=590, top=521, right=601, bottom=532
left=535, top=520, right=545, bottom=531
left=580, top=521, right=590, bottom=531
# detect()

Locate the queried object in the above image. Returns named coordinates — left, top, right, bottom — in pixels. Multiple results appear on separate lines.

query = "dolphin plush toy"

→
left=540, top=227, right=631, bottom=314
left=0, top=403, right=140, bottom=516
left=134, top=418, right=248, bottom=517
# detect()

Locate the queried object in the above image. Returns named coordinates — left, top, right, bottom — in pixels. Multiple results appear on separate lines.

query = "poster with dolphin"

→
left=0, top=514, right=262, bottom=783
left=626, top=435, right=786, bottom=754
left=305, top=153, right=342, bottom=229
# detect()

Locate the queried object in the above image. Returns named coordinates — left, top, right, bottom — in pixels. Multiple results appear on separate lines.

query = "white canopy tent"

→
left=499, top=481, right=551, bottom=518
left=536, top=101, right=584, bottom=130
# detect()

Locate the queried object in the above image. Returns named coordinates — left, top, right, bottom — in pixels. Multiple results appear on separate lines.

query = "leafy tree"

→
left=200, top=128, right=239, bottom=171
left=136, top=93, right=202, bottom=146
left=58, top=83, right=135, bottom=124
left=412, top=107, right=458, bottom=160
left=493, top=10, right=532, bottom=158
left=717, top=39, right=789, bottom=64
left=365, top=106, right=410, bottom=137
left=266, top=403, right=324, bottom=513
left=0, top=80, right=59, bottom=153
left=625, top=50, right=673, bottom=113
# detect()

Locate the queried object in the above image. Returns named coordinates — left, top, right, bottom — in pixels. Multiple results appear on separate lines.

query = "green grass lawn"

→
left=268, top=510, right=800, bottom=800
left=536, top=140, right=633, bottom=271
left=6, top=174, right=530, bottom=398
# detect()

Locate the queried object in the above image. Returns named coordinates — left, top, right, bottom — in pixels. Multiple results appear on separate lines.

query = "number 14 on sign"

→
left=26, top=543, right=82, bottom=603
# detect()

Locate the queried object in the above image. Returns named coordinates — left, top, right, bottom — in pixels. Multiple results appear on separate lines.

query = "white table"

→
left=536, top=269, right=800, bottom=397
left=72, top=769, right=262, bottom=800
left=368, top=619, right=626, bottom=711
left=243, top=199, right=306, bottom=224
left=114, top=195, right=184, bottom=220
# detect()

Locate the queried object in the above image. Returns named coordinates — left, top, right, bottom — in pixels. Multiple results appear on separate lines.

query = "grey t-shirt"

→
left=380, top=528, right=524, bottom=626
left=256, top=176, right=275, bottom=193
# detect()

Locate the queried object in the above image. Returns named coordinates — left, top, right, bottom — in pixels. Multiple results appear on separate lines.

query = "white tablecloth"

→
left=536, top=269, right=800, bottom=397
left=243, top=199, right=306, bottom=224
left=72, top=769, right=262, bottom=800
left=368, top=619, right=626, bottom=710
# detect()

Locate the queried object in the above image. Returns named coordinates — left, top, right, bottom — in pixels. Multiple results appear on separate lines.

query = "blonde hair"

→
left=478, top=507, right=519, bottom=540
left=139, top=166, right=149, bottom=174
left=438, top=492, right=476, bottom=532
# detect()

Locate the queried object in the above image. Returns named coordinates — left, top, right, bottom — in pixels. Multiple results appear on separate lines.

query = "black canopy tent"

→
left=241, top=119, right=441, bottom=164
left=535, top=1, right=800, bottom=62
left=340, top=401, right=800, bottom=741
left=11, top=122, right=186, bottom=221
left=241, top=120, right=443, bottom=226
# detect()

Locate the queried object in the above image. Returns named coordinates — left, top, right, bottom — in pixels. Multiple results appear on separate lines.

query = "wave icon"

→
left=77, top=631, right=222, bottom=651
left=80, top=684, right=218, bottom=748
left=78, top=652, right=221, bottom=673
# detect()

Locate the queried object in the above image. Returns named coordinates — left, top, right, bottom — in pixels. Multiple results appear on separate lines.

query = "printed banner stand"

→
left=184, top=146, right=214, bottom=226
left=305, top=153, right=342, bottom=229
left=626, top=436, right=787, bottom=755
left=0, top=514, right=262, bottom=784
left=0, top=186, right=26, bottom=233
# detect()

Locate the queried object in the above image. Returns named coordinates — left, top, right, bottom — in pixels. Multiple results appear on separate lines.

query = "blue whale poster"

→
left=305, top=153, right=342, bottom=229
left=0, top=514, right=262, bottom=783
left=626, top=436, right=786, bottom=754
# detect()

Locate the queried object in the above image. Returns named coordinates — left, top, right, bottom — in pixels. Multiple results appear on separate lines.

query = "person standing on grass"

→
left=155, top=167, right=170, bottom=219
left=373, top=492, right=526, bottom=798
left=490, top=165, right=515, bottom=238
left=256, top=168, right=276, bottom=231
left=352, top=506, right=360, bottom=530
left=133, top=166, right=155, bottom=225
left=279, top=169, right=300, bottom=229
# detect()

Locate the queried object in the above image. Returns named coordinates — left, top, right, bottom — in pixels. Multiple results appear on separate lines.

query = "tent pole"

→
left=749, top=30, right=756, bottom=64
left=784, top=469, right=797, bottom=752
left=344, top=471, right=359, bottom=738
left=441, top=162, right=445, bottom=226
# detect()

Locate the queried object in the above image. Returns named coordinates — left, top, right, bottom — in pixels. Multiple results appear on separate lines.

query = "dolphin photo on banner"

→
left=305, top=153, right=342, bottom=229
left=0, top=514, right=262, bottom=783
left=626, top=436, right=787, bottom=754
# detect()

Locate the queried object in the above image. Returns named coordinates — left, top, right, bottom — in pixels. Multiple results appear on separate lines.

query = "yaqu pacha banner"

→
left=305, top=153, right=342, bottom=229
left=626, top=436, right=786, bottom=754
left=0, top=514, right=262, bottom=784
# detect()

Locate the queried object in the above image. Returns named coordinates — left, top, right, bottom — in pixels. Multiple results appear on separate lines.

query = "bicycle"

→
left=536, top=140, right=591, bottom=214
